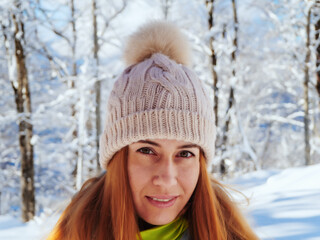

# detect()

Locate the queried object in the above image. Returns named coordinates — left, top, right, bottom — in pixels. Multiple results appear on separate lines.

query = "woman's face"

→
left=128, top=139, right=200, bottom=225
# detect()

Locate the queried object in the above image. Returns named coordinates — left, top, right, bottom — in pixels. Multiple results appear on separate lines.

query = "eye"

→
left=178, top=151, right=195, bottom=158
left=137, top=147, right=154, bottom=155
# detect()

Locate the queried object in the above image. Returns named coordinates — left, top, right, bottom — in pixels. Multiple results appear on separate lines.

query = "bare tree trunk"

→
left=220, top=88, right=234, bottom=174
left=315, top=9, right=320, bottom=98
left=35, top=0, right=80, bottom=184
left=206, top=0, right=220, bottom=174
left=9, top=10, right=35, bottom=222
left=206, top=0, right=219, bottom=127
left=231, top=0, right=238, bottom=78
left=71, top=0, right=77, bottom=79
left=69, top=0, right=81, bottom=186
left=304, top=7, right=312, bottom=166
left=260, top=122, right=273, bottom=168
left=161, top=0, right=172, bottom=19
left=92, top=0, right=102, bottom=174
left=312, top=3, right=320, bottom=159
left=314, top=4, right=320, bottom=144
left=89, top=0, right=126, bottom=175
left=220, top=0, right=238, bottom=174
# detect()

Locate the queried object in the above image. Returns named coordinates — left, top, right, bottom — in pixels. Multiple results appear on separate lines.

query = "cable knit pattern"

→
left=99, top=53, right=216, bottom=169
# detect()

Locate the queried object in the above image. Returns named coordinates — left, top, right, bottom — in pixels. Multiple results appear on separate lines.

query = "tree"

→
left=314, top=2, right=320, bottom=99
left=160, top=0, right=173, bottom=19
left=34, top=0, right=81, bottom=187
left=92, top=0, right=101, bottom=175
left=219, top=0, right=238, bottom=175
left=206, top=0, right=219, bottom=127
left=304, top=3, right=312, bottom=165
left=91, top=0, right=127, bottom=179
left=1, top=2, right=35, bottom=222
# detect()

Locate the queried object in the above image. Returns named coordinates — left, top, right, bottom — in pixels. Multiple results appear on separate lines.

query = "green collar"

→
left=138, top=218, right=188, bottom=240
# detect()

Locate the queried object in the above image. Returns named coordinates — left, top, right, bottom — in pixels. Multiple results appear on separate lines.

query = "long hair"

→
left=47, top=146, right=138, bottom=240
left=187, top=153, right=259, bottom=239
left=47, top=147, right=258, bottom=240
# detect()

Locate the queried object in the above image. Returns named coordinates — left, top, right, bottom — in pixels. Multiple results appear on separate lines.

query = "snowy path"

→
left=0, top=164, right=319, bottom=240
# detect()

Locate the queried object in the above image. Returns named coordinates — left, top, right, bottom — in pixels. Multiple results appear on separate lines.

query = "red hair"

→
left=47, top=147, right=258, bottom=240
left=188, top=153, right=258, bottom=239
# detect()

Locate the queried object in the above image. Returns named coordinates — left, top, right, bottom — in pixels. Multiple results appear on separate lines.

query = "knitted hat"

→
left=99, top=21, right=216, bottom=169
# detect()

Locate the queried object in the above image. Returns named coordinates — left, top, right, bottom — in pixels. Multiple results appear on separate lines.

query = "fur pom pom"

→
left=124, top=21, right=191, bottom=66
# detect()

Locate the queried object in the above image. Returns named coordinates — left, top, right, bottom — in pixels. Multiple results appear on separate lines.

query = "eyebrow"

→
left=136, top=140, right=199, bottom=149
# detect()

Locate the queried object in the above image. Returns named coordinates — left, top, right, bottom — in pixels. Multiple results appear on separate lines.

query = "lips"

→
left=146, top=196, right=178, bottom=208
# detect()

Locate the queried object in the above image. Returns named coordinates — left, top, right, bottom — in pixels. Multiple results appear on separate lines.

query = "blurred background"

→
left=0, top=0, right=319, bottom=238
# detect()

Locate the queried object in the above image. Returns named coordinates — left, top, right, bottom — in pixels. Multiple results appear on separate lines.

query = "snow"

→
left=229, top=164, right=320, bottom=240
left=0, top=212, right=59, bottom=240
left=0, top=164, right=319, bottom=239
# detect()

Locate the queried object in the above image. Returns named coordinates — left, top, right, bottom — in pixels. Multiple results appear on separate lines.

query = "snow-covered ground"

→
left=230, top=163, right=320, bottom=240
left=1, top=164, right=319, bottom=240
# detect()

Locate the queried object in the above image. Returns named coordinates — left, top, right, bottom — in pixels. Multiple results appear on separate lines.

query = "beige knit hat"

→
left=99, top=21, right=216, bottom=169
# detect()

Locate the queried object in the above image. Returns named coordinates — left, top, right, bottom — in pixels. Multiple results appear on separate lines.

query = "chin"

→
left=144, top=215, right=176, bottom=226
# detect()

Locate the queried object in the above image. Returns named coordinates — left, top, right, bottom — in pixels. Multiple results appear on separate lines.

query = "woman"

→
left=48, top=21, right=258, bottom=240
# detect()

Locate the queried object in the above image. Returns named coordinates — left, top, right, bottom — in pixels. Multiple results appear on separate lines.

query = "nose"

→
left=152, top=156, right=177, bottom=187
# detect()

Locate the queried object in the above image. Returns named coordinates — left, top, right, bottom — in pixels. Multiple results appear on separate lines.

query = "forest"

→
left=0, top=0, right=319, bottom=226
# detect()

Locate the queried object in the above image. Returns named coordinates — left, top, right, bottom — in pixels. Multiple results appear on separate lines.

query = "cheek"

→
left=180, top=161, right=200, bottom=194
left=128, top=164, right=150, bottom=195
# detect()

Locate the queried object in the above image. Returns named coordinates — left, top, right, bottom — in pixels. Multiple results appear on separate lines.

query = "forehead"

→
left=131, top=139, right=199, bottom=149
